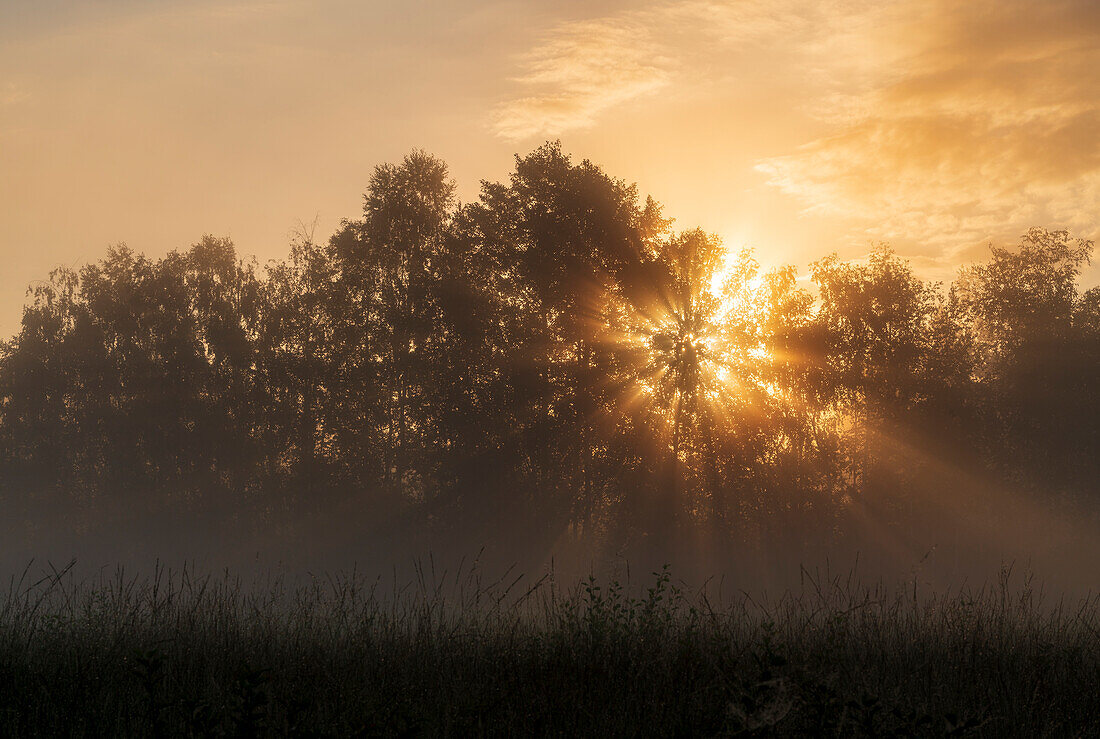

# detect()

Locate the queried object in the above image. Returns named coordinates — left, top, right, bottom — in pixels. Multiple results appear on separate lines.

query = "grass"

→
left=0, top=560, right=1098, bottom=737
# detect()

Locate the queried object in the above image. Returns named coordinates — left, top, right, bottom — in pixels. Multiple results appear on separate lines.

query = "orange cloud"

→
left=490, top=17, right=673, bottom=140
left=493, top=0, right=1099, bottom=272
left=489, top=0, right=827, bottom=140
left=756, top=0, right=1100, bottom=261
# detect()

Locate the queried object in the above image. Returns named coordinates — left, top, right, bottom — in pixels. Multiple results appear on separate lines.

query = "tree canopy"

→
left=1, top=144, right=1097, bottom=569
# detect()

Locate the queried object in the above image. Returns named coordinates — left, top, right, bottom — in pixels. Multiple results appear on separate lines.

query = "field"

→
left=1, top=561, right=1097, bottom=737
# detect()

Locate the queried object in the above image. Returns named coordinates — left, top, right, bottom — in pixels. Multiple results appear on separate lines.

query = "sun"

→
left=599, top=232, right=795, bottom=453
left=709, top=248, right=766, bottom=324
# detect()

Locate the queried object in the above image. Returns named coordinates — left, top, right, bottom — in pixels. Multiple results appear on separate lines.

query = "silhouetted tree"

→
left=1, top=148, right=1097, bottom=565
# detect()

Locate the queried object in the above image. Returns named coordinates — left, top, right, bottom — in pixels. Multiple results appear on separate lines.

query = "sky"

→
left=1, top=0, right=1097, bottom=336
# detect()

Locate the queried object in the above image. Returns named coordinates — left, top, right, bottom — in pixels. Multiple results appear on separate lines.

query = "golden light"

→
left=603, top=237, right=802, bottom=451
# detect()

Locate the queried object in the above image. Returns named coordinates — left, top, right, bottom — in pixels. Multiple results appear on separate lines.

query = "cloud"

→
left=493, top=0, right=1099, bottom=269
left=489, top=0, right=820, bottom=140
left=490, top=15, right=673, bottom=140
left=756, top=0, right=1100, bottom=260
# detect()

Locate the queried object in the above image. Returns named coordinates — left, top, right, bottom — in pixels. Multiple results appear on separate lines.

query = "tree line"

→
left=2, top=143, right=1098, bottom=561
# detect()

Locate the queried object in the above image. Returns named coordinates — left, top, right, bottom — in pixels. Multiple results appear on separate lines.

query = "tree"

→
left=328, top=150, right=457, bottom=498
left=953, top=228, right=1096, bottom=497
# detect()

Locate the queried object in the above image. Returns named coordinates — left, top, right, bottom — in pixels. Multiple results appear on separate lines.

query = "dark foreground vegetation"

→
left=2, top=563, right=1098, bottom=737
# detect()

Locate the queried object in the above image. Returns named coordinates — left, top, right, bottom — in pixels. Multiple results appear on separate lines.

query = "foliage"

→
left=0, top=145, right=1097, bottom=560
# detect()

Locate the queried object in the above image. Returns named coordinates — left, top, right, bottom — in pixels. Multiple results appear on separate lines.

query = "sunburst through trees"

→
left=0, top=143, right=1098, bottom=570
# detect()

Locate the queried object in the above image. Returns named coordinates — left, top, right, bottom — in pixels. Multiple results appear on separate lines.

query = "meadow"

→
left=1, top=560, right=1097, bottom=737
